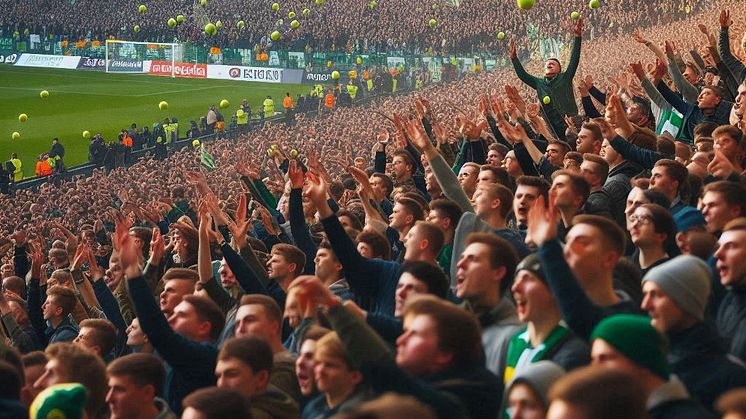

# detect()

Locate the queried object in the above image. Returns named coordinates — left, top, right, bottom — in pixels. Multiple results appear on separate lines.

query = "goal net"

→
left=105, top=40, right=183, bottom=75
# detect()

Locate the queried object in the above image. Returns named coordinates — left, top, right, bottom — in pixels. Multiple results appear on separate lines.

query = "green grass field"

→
left=0, top=65, right=308, bottom=178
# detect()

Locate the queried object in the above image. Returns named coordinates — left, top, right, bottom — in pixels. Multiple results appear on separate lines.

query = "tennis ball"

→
left=348, top=70, right=357, bottom=78
left=11, top=132, right=20, bottom=140
left=138, top=4, right=147, bottom=13
left=192, top=140, right=201, bottom=148
left=133, top=25, right=140, bottom=32
left=82, top=130, right=91, bottom=139
left=516, top=0, right=535, bottom=10
left=368, top=0, right=377, bottom=8
left=271, top=144, right=278, bottom=150
left=40, top=90, right=49, bottom=98
left=289, top=149, right=298, bottom=159
left=432, top=3, right=438, bottom=9
left=176, top=14, right=185, bottom=23
left=267, top=149, right=275, bottom=157
left=356, top=57, right=362, bottom=64
left=215, top=20, right=223, bottom=29
left=589, top=0, right=600, bottom=8
left=302, top=8, right=310, bottom=15
left=18, top=114, right=28, bottom=122
left=205, top=23, right=216, bottom=35
left=326, top=60, right=333, bottom=68
left=219, top=99, right=230, bottom=109
left=159, top=101, right=169, bottom=110
left=200, top=0, right=207, bottom=6
left=272, top=2, right=280, bottom=10
left=315, top=0, right=324, bottom=6
left=167, top=18, right=177, bottom=28
left=542, top=96, right=551, bottom=104
left=288, top=11, right=296, bottom=19
left=237, top=20, right=245, bottom=29
left=571, top=11, right=580, bottom=19
left=429, top=18, right=437, bottom=28
left=270, top=30, right=281, bottom=41
left=331, top=71, right=340, bottom=80
left=497, top=31, right=505, bottom=40
left=290, top=20, right=300, bottom=29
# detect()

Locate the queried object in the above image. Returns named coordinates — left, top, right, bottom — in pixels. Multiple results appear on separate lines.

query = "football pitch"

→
left=0, top=65, right=309, bottom=178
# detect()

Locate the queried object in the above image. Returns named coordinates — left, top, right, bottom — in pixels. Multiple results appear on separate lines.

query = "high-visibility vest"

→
left=347, top=84, right=358, bottom=99
left=283, top=96, right=293, bottom=109
left=324, top=93, right=335, bottom=108
left=123, top=136, right=133, bottom=148
left=237, top=111, right=249, bottom=125
left=263, top=98, right=275, bottom=115
left=11, top=158, right=22, bottom=181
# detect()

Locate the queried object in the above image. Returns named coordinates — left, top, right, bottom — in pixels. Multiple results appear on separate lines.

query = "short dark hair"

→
left=219, top=336, right=273, bottom=374
left=2, top=276, right=25, bottom=296
left=47, top=286, right=77, bottom=316
left=693, top=122, right=719, bottom=139
left=552, top=170, right=591, bottom=204
left=395, top=197, right=426, bottom=222
left=271, top=243, right=307, bottom=276
left=479, top=166, right=513, bottom=188
left=573, top=214, right=627, bottom=256
left=22, top=351, right=48, bottom=368
left=640, top=204, right=675, bottom=241
left=582, top=153, right=609, bottom=184
left=581, top=121, right=603, bottom=141
left=239, top=294, right=283, bottom=324
left=703, top=181, right=746, bottom=216
left=399, top=261, right=449, bottom=299
left=654, top=159, right=688, bottom=193
left=656, top=136, right=676, bottom=156
left=45, top=343, right=107, bottom=417
left=392, top=149, right=416, bottom=173
left=107, top=353, right=166, bottom=397
left=371, top=172, right=394, bottom=196
left=548, top=366, right=647, bottom=419
left=414, top=221, right=445, bottom=256
left=182, top=387, right=251, bottom=418
left=338, top=209, right=364, bottom=231
left=162, top=268, right=200, bottom=284
left=428, top=199, right=463, bottom=231
left=79, top=319, right=118, bottom=356
left=404, top=296, right=482, bottom=368
left=516, top=176, right=551, bottom=201
left=355, top=230, right=392, bottom=260
left=182, top=295, right=225, bottom=341
left=465, top=233, right=518, bottom=294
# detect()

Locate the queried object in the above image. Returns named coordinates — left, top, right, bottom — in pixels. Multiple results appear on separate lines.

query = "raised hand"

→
left=290, top=275, right=338, bottom=309
left=86, top=247, right=105, bottom=281
left=584, top=74, right=594, bottom=88
left=303, top=172, right=328, bottom=207
left=509, top=39, right=517, bottom=59
left=71, top=243, right=90, bottom=272
left=632, top=29, right=647, bottom=44
left=149, top=228, right=165, bottom=265
left=630, top=61, right=646, bottom=81
left=504, top=84, right=526, bottom=115
left=572, top=17, right=584, bottom=37
left=652, top=58, right=667, bottom=84
left=708, top=149, right=737, bottom=178
left=255, top=206, right=279, bottom=236
left=404, top=118, right=433, bottom=152
left=456, top=115, right=482, bottom=141
left=288, top=159, right=305, bottom=189
left=720, top=10, right=732, bottom=28
left=346, top=165, right=373, bottom=189
left=577, top=80, right=590, bottom=96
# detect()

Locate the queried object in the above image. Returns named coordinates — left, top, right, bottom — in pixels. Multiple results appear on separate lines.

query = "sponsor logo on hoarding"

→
left=149, top=61, right=207, bottom=78
left=78, top=57, right=105, bottom=69
left=228, top=67, right=282, bottom=82
left=303, top=72, right=333, bottom=83
left=0, top=53, right=17, bottom=64
left=15, top=53, right=81, bottom=69
left=109, top=59, right=143, bottom=69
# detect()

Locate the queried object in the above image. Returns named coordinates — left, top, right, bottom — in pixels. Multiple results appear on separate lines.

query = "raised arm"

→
left=288, top=160, right=318, bottom=275
left=718, top=10, right=746, bottom=81
left=509, top=39, right=539, bottom=89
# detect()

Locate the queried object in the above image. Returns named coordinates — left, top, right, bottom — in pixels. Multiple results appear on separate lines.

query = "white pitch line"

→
left=0, top=85, right=220, bottom=97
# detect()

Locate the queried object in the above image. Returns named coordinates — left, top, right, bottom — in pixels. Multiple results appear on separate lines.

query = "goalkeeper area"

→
left=0, top=64, right=307, bottom=178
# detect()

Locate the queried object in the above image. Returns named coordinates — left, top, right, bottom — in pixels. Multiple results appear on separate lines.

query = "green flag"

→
left=200, top=144, right=216, bottom=171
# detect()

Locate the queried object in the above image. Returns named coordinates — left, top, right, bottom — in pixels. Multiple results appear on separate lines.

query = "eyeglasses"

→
left=629, top=214, right=654, bottom=225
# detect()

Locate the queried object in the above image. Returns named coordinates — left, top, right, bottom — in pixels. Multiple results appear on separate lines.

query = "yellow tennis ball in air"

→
left=40, top=90, right=49, bottom=98
left=159, top=101, right=169, bottom=110
left=138, top=4, right=147, bottom=13
left=167, top=18, right=177, bottom=28
left=272, top=2, right=280, bottom=11
left=331, top=71, right=340, bottom=80
left=11, top=132, right=20, bottom=140
left=290, top=149, right=298, bottom=159
left=192, top=139, right=201, bottom=147
left=270, top=31, right=281, bottom=41
left=589, top=0, right=601, bottom=8
left=220, top=99, right=230, bottom=109
left=571, top=11, right=580, bottom=19
left=497, top=31, right=505, bottom=40
left=82, top=130, right=91, bottom=139
left=517, top=0, right=535, bottom=10
left=428, top=18, right=437, bottom=28
left=542, top=96, right=551, bottom=104
left=18, top=113, right=28, bottom=122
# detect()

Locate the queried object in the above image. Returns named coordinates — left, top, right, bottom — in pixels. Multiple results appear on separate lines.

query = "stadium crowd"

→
left=2, top=1, right=746, bottom=418
left=1, top=0, right=704, bottom=54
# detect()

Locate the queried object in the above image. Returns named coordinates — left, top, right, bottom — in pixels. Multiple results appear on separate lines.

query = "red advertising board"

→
left=148, top=61, right=207, bottom=78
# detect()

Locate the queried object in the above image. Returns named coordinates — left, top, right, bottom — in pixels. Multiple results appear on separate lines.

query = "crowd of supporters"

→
left=2, top=1, right=746, bottom=418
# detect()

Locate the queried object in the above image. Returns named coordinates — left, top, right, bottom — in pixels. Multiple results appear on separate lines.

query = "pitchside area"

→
left=0, top=65, right=307, bottom=177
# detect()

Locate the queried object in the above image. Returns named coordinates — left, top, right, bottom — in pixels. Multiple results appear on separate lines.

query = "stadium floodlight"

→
left=105, top=40, right=181, bottom=76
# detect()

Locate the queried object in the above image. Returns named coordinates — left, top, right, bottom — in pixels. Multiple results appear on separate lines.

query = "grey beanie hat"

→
left=506, top=361, right=566, bottom=408
left=642, top=255, right=711, bottom=321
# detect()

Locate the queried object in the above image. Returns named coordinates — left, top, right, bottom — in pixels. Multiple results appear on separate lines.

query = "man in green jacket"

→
left=509, top=18, right=584, bottom=118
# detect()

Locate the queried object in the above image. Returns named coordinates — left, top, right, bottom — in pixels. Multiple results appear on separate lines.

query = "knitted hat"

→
left=515, top=253, right=545, bottom=284
left=506, top=361, right=565, bottom=407
left=590, top=314, right=670, bottom=380
left=30, top=383, right=88, bottom=419
left=642, top=255, right=711, bottom=321
left=673, top=206, right=705, bottom=233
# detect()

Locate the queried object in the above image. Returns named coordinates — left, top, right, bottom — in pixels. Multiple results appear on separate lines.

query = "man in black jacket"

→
left=642, top=255, right=746, bottom=411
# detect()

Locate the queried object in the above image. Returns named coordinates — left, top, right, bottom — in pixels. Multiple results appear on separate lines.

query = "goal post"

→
left=105, top=40, right=182, bottom=76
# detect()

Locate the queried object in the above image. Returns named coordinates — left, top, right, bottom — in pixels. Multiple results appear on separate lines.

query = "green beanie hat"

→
left=30, top=383, right=88, bottom=419
left=590, top=314, right=670, bottom=380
